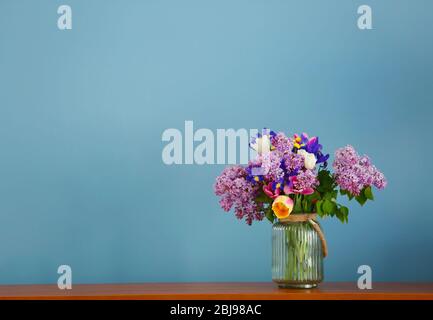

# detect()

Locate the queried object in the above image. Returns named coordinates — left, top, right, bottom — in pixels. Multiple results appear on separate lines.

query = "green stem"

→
left=293, top=194, right=303, bottom=213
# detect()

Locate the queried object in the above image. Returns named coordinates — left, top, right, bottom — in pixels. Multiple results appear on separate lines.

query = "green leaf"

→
left=332, top=190, right=338, bottom=199
left=364, top=186, right=374, bottom=201
left=255, top=192, right=272, bottom=204
left=323, top=191, right=337, bottom=201
left=316, top=200, right=323, bottom=216
left=265, top=207, right=274, bottom=223
left=336, top=211, right=344, bottom=223
left=317, top=170, right=335, bottom=192
left=355, top=192, right=367, bottom=206
left=322, top=199, right=335, bottom=215
left=340, top=188, right=354, bottom=200
left=340, top=205, right=349, bottom=216
left=305, top=191, right=321, bottom=202
left=340, top=206, right=349, bottom=223
left=335, top=205, right=349, bottom=223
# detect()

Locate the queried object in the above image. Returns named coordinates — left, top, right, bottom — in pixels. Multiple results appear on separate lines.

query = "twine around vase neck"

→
left=279, top=213, right=317, bottom=223
left=279, top=213, right=328, bottom=258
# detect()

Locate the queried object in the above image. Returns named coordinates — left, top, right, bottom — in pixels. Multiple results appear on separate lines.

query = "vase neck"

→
left=279, top=213, right=317, bottom=223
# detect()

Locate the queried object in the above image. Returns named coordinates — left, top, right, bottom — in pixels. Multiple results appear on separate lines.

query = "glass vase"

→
left=272, top=220, right=324, bottom=288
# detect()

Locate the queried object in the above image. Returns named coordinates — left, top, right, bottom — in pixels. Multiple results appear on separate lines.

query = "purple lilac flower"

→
left=333, top=145, right=358, bottom=168
left=282, top=152, right=304, bottom=175
left=246, top=152, right=285, bottom=184
left=271, top=132, right=293, bottom=154
left=293, top=170, right=319, bottom=191
left=333, top=145, right=387, bottom=196
left=261, top=152, right=285, bottom=182
left=372, top=169, right=387, bottom=189
left=214, top=166, right=263, bottom=225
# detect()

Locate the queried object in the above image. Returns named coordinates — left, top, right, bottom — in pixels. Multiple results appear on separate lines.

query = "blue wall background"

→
left=0, top=0, right=432, bottom=284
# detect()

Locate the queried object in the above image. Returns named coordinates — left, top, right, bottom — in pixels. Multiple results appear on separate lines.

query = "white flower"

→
left=251, top=135, right=271, bottom=155
left=298, top=149, right=317, bottom=170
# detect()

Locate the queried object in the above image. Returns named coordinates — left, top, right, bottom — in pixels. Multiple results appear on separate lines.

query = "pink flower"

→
left=283, top=176, right=315, bottom=195
left=263, top=182, right=281, bottom=199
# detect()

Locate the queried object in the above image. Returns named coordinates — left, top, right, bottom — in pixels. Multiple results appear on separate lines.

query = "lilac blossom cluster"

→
left=333, top=145, right=387, bottom=196
left=271, top=132, right=293, bottom=154
left=293, top=170, right=319, bottom=191
left=213, top=165, right=262, bottom=225
left=282, top=152, right=304, bottom=175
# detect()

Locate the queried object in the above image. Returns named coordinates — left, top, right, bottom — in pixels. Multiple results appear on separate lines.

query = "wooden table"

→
left=0, top=282, right=432, bottom=300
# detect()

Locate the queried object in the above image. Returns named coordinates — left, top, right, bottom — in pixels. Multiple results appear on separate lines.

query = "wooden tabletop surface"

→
left=0, top=282, right=432, bottom=300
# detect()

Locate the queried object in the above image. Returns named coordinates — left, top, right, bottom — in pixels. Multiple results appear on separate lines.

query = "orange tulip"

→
left=272, top=195, right=294, bottom=219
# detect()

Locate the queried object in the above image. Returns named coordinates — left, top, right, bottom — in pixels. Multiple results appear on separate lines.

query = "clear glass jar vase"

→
left=272, top=219, right=324, bottom=288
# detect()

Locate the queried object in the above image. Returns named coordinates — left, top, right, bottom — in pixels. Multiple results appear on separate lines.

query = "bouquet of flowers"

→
left=214, top=130, right=387, bottom=225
